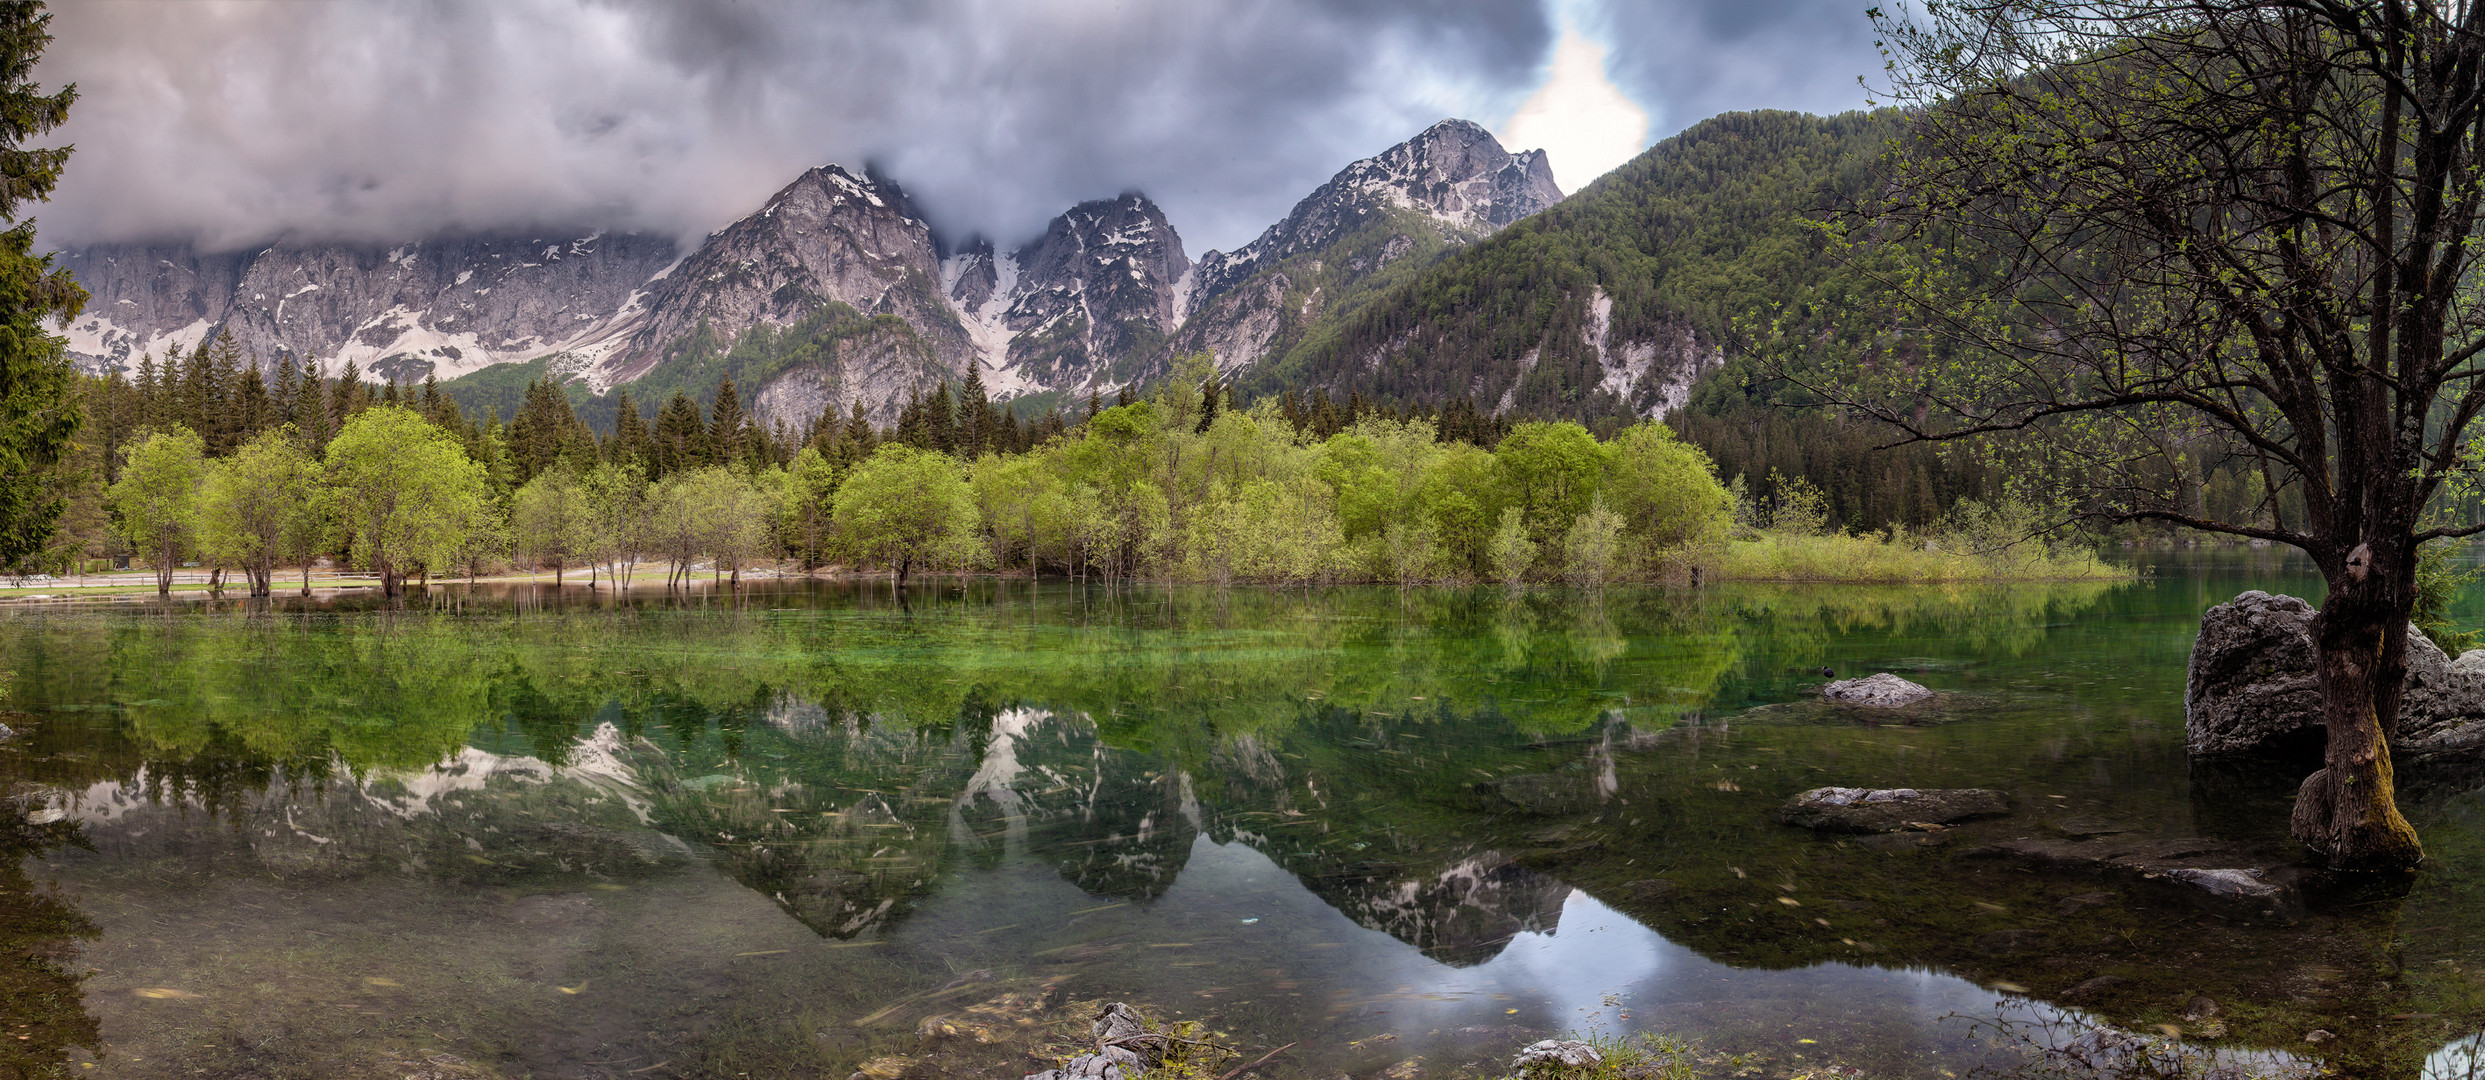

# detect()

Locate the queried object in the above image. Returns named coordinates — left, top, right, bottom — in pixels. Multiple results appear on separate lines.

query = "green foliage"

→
left=105, top=426, right=207, bottom=594
left=324, top=405, right=491, bottom=595
left=831, top=444, right=981, bottom=583
left=1489, top=506, right=1535, bottom=586
left=194, top=425, right=322, bottom=596
left=1267, top=110, right=1904, bottom=418
left=510, top=466, right=592, bottom=578
left=2415, top=543, right=2479, bottom=656
left=0, top=3, right=83, bottom=572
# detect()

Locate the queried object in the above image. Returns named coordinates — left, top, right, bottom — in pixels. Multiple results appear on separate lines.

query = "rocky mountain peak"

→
left=598, top=160, right=963, bottom=385
left=936, top=192, right=1189, bottom=392
left=1185, top=119, right=1563, bottom=316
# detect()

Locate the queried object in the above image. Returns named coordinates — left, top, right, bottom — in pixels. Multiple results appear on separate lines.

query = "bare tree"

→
left=1807, top=0, right=2485, bottom=870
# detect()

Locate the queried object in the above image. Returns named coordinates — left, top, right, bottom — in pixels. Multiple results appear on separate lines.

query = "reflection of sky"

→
left=1109, top=835, right=2048, bottom=1052
left=2431, top=1032, right=2485, bottom=1080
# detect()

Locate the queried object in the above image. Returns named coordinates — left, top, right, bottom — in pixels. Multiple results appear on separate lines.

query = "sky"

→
left=31, top=0, right=1884, bottom=256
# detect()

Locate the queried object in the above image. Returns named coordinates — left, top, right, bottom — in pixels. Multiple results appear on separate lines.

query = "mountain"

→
left=1164, top=118, right=1561, bottom=380
left=939, top=192, right=1189, bottom=396
left=46, top=117, right=1570, bottom=433
left=1257, top=109, right=1906, bottom=422
left=54, top=233, right=679, bottom=382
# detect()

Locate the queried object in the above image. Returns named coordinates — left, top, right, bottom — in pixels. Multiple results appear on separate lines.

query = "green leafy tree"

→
left=1491, top=421, right=1608, bottom=543
left=1562, top=497, right=1626, bottom=589
left=1601, top=422, right=1733, bottom=552
left=583, top=461, right=647, bottom=587
left=833, top=444, right=980, bottom=585
left=106, top=427, right=207, bottom=595
left=510, top=466, right=591, bottom=584
left=323, top=405, right=488, bottom=597
left=1488, top=506, right=1535, bottom=587
left=0, top=3, right=85, bottom=572
left=781, top=446, right=840, bottom=570
left=195, top=425, right=320, bottom=597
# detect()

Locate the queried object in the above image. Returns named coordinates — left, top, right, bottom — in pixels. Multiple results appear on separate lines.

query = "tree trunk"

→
left=156, top=539, right=174, bottom=596
left=896, top=554, right=911, bottom=587
left=2294, top=556, right=2426, bottom=872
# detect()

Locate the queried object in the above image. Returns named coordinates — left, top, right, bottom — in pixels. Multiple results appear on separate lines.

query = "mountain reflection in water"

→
left=2, top=565, right=2483, bottom=1079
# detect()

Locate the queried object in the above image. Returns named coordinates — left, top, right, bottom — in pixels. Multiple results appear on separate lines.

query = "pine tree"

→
left=922, top=380, right=955, bottom=454
left=957, top=365, right=992, bottom=458
left=271, top=350, right=298, bottom=421
left=233, top=362, right=269, bottom=442
left=707, top=377, right=748, bottom=465
left=133, top=353, right=161, bottom=431
left=836, top=399, right=875, bottom=470
left=609, top=386, right=650, bottom=469
left=652, top=390, right=705, bottom=478
left=419, top=373, right=442, bottom=420
left=330, top=357, right=366, bottom=431
left=295, top=357, right=330, bottom=449
left=1086, top=388, right=1104, bottom=424
left=0, top=1, right=83, bottom=570
left=1196, top=367, right=1224, bottom=434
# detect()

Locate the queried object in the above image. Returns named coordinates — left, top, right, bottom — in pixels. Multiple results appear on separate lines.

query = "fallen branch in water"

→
left=1214, top=1041, right=1295, bottom=1080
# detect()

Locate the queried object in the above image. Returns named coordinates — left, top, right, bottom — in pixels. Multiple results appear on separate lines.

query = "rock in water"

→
left=1024, top=1003, right=1171, bottom=1080
left=2186, top=590, right=2485, bottom=757
left=1778, top=787, right=2010, bottom=833
left=1819, top=672, right=1935, bottom=708
left=1512, top=1039, right=1603, bottom=1074
left=0, top=721, right=14, bottom=741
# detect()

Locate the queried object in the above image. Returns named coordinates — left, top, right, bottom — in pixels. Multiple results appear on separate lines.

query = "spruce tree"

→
left=609, top=386, right=650, bottom=469
left=707, top=377, right=748, bottom=465
left=330, top=357, right=365, bottom=431
left=652, top=390, right=705, bottom=477
left=0, top=2, right=84, bottom=570
left=923, top=380, right=954, bottom=454
left=271, top=350, right=298, bottom=420
left=957, top=365, right=992, bottom=458
left=1196, top=367, right=1223, bottom=434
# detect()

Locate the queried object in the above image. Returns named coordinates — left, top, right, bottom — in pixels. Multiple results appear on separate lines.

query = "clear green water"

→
left=4, top=554, right=2485, bottom=1080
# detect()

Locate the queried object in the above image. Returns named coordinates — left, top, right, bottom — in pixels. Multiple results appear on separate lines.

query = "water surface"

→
left=5, top=553, right=2484, bottom=1079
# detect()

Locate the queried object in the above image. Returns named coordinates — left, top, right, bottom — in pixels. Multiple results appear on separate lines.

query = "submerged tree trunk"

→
left=2293, top=544, right=2426, bottom=871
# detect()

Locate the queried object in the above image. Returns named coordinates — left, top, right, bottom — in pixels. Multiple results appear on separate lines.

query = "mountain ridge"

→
left=48, top=116, right=1578, bottom=431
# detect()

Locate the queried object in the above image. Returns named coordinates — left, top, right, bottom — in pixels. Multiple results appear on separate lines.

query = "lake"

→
left=4, top=553, right=2483, bottom=1080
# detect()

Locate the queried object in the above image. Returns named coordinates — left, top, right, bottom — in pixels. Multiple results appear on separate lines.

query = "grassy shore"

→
left=1712, top=530, right=2128, bottom=584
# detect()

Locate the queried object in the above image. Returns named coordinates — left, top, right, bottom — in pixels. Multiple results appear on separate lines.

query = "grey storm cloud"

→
left=31, top=0, right=1882, bottom=256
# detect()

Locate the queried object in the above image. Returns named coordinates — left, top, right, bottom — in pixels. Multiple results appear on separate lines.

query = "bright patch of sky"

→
left=1495, top=21, right=1651, bottom=193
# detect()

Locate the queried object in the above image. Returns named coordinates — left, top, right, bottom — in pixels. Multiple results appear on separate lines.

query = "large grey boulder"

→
left=1820, top=672, right=1935, bottom=708
left=2185, top=590, right=2485, bottom=757
left=1777, top=786, right=2010, bottom=833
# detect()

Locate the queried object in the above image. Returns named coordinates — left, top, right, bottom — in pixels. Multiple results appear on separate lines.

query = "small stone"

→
left=1376, top=1058, right=1424, bottom=1080
left=1512, top=1039, right=1603, bottom=1074
left=1778, top=787, right=2010, bottom=833
left=0, top=721, right=15, bottom=741
left=2165, top=868, right=2288, bottom=902
left=2304, top=1029, right=2335, bottom=1044
left=2182, top=996, right=2220, bottom=1021
left=852, top=1057, right=914, bottom=1080
left=1820, top=672, right=1935, bottom=708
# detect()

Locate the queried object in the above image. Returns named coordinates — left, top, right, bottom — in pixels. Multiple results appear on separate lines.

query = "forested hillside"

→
left=1261, top=109, right=2005, bottom=530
